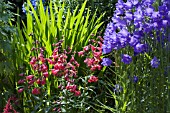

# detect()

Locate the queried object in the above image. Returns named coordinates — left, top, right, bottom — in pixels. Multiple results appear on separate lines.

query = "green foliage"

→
left=19, top=0, right=104, bottom=74
left=0, top=0, right=16, bottom=75
left=13, top=0, right=105, bottom=112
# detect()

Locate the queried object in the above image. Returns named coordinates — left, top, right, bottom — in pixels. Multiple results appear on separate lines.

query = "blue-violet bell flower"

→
left=133, top=76, right=138, bottom=83
left=101, top=58, right=112, bottom=66
left=151, top=56, right=160, bottom=68
left=121, top=54, right=132, bottom=64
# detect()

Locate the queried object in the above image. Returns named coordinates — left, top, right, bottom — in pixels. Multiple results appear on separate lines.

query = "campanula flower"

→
left=133, top=76, right=138, bottom=83
left=101, top=58, right=112, bottom=66
left=121, top=54, right=132, bottom=64
left=151, top=56, right=160, bottom=68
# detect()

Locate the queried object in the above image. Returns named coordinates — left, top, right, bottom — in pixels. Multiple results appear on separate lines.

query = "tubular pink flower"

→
left=18, top=88, right=24, bottom=93
left=32, top=88, right=40, bottom=95
left=26, top=75, right=34, bottom=81
left=88, top=76, right=98, bottom=83
left=74, top=90, right=81, bottom=96
left=17, top=79, right=25, bottom=84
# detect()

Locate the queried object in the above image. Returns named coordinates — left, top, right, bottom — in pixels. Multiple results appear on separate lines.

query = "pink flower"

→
left=17, top=79, right=25, bottom=84
left=88, top=76, right=98, bottom=83
left=28, top=80, right=35, bottom=85
left=18, top=88, right=24, bottom=93
left=91, top=45, right=96, bottom=51
left=41, top=78, right=46, bottom=85
left=19, top=73, right=25, bottom=76
left=30, top=57, right=37, bottom=65
left=47, top=58, right=56, bottom=64
left=98, top=41, right=103, bottom=47
left=26, top=75, right=34, bottom=81
left=52, top=54, right=58, bottom=60
left=78, top=51, right=84, bottom=57
left=51, top=69, right=59, bottom=76
left=93, top=51, right=102, bottom=58
left=54, top=63, right=64, bottom=70
left=84, top=58, right=94, bottom=67
left=32, top=88, right=40, bottom=95
left=74, top=90, right=81, bottom=96
left=41, top=64, right=48, bottom=72
left=70, top=85, right=77, bottom=93
left=3, top=97, right=18, bottom=113
left=70, top=55, right=75, bottom=62
left=43, top=72, right=49, bottom=78
left=36, top=79, right=41, bottom=84
left=83, top=46, right=89, bottom=51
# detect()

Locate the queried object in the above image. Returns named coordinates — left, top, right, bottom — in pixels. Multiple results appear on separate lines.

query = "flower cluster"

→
left=102, top=0, right=170, bottom=66
left=78, top=36, right=103, bottom=82
left=79, top=37, right=103, bottom=71
left=3, top=96, right=18, bottom=113
left=17, top=40, right=81, bottom=96
left=88, top=76, right=98, bottom=83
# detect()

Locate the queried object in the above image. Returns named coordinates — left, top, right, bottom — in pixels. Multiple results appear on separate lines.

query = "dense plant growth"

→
left=1, top=0, right=170, bottom=113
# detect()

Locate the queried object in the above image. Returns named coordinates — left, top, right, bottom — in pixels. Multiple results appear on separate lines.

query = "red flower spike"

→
left=32, top=88, right=40, bottom=95
left=3, top=97, right=18, bottom=113
left=74, top=61, right=80, bottom=67
left=90, top=66, right=97, bottom=71
left=84, top=58, right=94, bottom=67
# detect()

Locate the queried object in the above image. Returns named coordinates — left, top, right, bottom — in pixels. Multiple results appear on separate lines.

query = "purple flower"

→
left=121, top=54, right=132, bottom=64
left=133, top=76, right=138, bottom=83
left=134, top=43, right=145, bottom=53
left=129, top=36, right=139, bottom=47
left=102, top=0, right=170, bottom=56
left=151, top=56, right=160, bottom=68
left=101, top=58, right=112, bottom=66
left=114, top=84, right=123, bottom=93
